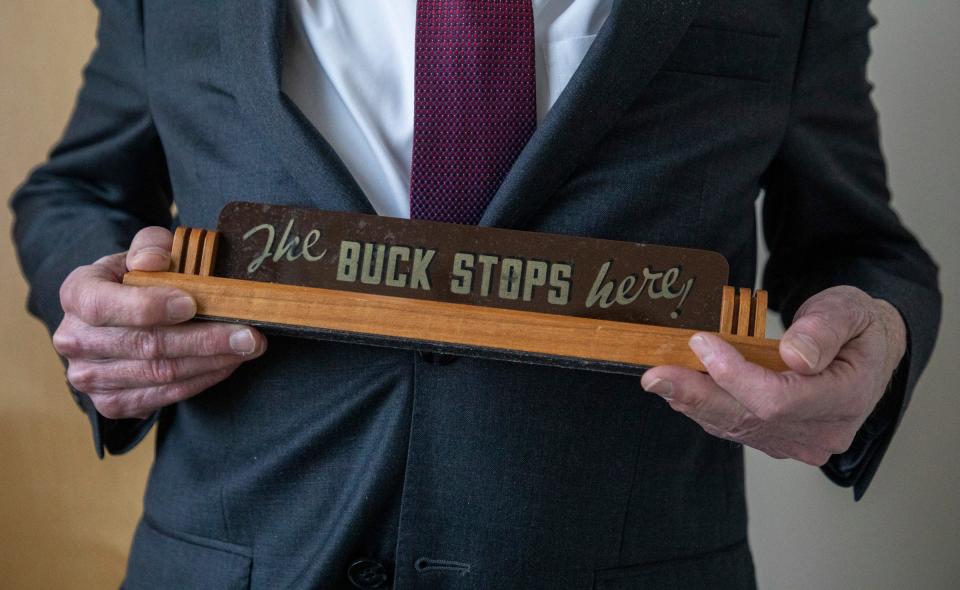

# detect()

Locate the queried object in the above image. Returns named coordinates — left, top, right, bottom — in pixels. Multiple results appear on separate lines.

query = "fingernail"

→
left=166, top=296, right=196, bottom=322
left=229, top=329, right=256, bottom=354
left=645, top=378, right=674, bottom=399
left=785, top=333, right=820, bottom=370
left=689, top=334, right=713, bottom=363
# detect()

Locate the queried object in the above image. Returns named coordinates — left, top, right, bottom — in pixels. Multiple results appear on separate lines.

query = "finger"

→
left=643, top=363, right=840, bottom=456
left=780, top=286, right=873, bottom=375
left=126, top=226, right=174, bottom=271
left=55, top=316, right=266, bottom=360
left=688, top=333, right=800, bottom=421
left=61, top=262, right=196, bottom=327
left=89, top=367, right=238, bottom=420
left=691, top=332, right=861, bottom=423
left=642, top=366, right=760, bottom=439
left=68, top=354, right=249, bottom=392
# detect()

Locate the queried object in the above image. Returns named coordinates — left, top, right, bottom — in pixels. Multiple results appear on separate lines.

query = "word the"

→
left=243, top=219, right=326, bottom=273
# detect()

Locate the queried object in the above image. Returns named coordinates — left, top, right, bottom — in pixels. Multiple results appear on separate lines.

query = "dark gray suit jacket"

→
left=10, top=0, right=941, bottom=588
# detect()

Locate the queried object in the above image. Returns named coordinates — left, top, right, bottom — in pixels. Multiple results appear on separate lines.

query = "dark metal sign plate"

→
left=215, top=202, right=729, bottom=330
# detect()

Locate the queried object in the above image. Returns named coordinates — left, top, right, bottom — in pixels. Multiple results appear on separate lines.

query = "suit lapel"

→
left=218, top=0, right=375, bottom=214
left=479, top=0, right=704, bottom=229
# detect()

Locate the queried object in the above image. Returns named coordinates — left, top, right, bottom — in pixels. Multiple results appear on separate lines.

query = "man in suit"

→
left=10, top=0, right=941, bottom=588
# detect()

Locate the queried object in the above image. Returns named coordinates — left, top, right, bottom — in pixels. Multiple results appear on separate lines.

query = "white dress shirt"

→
left=282, top=0, right=612, bottom=218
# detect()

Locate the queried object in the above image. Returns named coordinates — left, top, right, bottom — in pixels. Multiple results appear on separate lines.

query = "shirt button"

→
left=347, top=558, right=389, bottom=589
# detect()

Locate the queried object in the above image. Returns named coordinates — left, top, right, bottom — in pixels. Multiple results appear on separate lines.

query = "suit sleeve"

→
left=760, top=0, right=942, bottom=499
left=9, top=0, right=172, bottom=458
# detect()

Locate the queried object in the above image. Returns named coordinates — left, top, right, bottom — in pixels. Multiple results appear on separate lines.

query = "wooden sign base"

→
left=124, top=268, right=787, bottom=375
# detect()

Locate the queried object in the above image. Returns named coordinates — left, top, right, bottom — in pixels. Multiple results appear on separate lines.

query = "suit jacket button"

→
left=347, top=558, right=389, bottom=589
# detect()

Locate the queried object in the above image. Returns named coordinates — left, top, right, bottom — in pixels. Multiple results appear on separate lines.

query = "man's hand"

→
left=640, top=286, right=907, bottom=466
left=53, top=227, right=267, bottom=420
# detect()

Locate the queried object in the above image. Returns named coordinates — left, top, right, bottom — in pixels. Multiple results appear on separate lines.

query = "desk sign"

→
left=124, top=202, right=785, bottom=375
left=215, top=202, right=728, bottom=331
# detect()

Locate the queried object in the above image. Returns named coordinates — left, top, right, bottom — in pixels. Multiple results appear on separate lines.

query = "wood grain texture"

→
left=737, top=287, right=752, bottom=336
left=124, top=271, right=789, bottom=373
left=170, top=226, right=187, bottom=273
left=183, top=229, right=204, bottom=275
left=199, top=230, right=219, bottom=277
left=753, top=289, right=768, bottom=339
left=720, top=285, right=735, bottom=335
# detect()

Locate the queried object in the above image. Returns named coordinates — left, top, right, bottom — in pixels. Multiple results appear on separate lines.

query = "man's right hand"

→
left=53, top=227, right=267, bottom=420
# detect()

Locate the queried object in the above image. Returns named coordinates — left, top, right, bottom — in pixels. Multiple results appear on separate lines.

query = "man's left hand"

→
left=640, top=286, right=907, bottom=466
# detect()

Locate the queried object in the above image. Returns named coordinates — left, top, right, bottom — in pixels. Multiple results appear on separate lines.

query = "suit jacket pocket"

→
left=662, top=25, right=780, bottom=82
left=593, top=540, right=756, bottom=590
left=122, top=517, right=252, bottom=590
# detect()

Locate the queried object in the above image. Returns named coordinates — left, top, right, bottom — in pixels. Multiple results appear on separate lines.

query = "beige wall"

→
left=0, top=1, right=956, bottom=589
left=0, top=3, right=152, bottom=589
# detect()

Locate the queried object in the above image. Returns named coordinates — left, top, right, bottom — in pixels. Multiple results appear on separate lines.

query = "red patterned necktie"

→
left=410, top=0, right=537, bottom=224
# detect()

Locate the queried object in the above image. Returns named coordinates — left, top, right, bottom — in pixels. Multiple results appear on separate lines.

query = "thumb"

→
left=780, top=286, right=873, bottom=375
left=126, top=226, right=174, bottom=272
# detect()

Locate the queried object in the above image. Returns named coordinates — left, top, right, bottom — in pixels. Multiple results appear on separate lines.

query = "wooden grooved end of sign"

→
left=737, top=287, right=752, bottom=336
left=183, top=229, right=205, bottom=275
left=718, top=286, right=768, bottom=339
left=199, top=230, right=220, bottom=276
left=123, top=272, right=788, bottom=373
left=753, top=290, right=768, bottom=339
left=170, top=226, right=188, bottom=273
left=719, top=286, right=735, bottom=335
